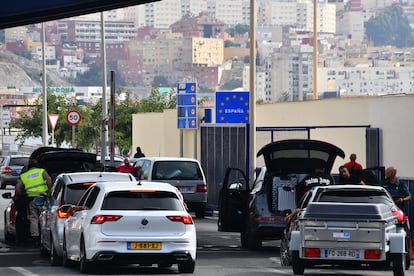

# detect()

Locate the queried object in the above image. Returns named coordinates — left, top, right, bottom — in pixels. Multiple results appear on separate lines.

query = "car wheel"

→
left=292, top=251, right=305, bottom=275
left=62, top=235, right=73, bottom=267
left=280, top=233, right=292, bottom=266
left=392, top=253, right=405, bottom=276
left=246, top=232, right=262, bottom=250
left=240, top=231, right=248, bottom=248
left=178, top=260, right=195, bottom=273
left=4, top=213, right=13, bottom=242
left=79, top=237, right=93, bottom=274
left=50, top=239, right=62, bottom=266
left=195, top=207, right=205, bottom=219
left=40, top=232, right=48, bottom=256
left=0, top=182, right=5, bottom=189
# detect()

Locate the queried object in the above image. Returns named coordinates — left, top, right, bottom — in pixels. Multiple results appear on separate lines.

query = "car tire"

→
left=50, top=238, right=62, bottom=266
left=178, top=260, right=195, bottom=273
left=79, top=237, right=92, bottom=274
left=0, top=182, right=5, bottom=189
left=392, top=253, right=405, bottom=276
left=246, top=232, right=262, bottom=250
left=240, top=231, right=248, bottom=248
left=292, top=251, right=305, bottom=275
left=62, top=235, right=74, bottom=267
left=40, top=233, right=48, bottom=256
left=195, top=207, right=205, bottom=219
left=280, top=233, right=292, bottom=266
left=4, top=213, right=13, bottom=242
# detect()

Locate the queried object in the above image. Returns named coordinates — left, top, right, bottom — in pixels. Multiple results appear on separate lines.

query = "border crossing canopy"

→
left=0, top=0, right=159, bottom=29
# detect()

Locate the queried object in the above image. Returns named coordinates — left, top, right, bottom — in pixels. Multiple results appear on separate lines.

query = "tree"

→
left=365, top=6, right=414, bottom=48
left=10, top=92, right=97, bottom=148
left=140, top=88, right=176, bottom=112
left=113, top=90, right=140, bottom=153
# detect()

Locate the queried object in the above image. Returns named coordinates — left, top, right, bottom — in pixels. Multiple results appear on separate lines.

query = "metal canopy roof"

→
left=0, top=0, right=159, bottom=29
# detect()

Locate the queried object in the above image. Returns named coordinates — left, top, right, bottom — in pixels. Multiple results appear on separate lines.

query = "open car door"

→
left=218, top=167, right=249, bottom=232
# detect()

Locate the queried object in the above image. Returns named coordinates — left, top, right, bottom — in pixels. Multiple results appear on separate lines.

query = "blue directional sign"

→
left=177, top=82, right=197, bottom=129
left=215, top=91, right=250, bottom=124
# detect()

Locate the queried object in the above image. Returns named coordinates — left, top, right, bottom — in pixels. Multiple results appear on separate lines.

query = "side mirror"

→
left=2, top=192, right=12, bottom=199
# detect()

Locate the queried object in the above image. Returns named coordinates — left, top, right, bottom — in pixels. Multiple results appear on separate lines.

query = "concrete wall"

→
left=132, top=94, right=414, bottom=179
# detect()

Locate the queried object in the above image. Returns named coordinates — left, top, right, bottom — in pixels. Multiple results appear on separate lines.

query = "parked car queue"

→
left=2, top=147, right=197, bottom=274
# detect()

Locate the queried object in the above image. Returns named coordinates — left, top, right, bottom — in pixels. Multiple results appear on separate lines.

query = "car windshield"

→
left=101, top=190, right=185, bottom=211
left=152, top=161, right=203, bottom=180
left=9, top=157, right=29, bottom=166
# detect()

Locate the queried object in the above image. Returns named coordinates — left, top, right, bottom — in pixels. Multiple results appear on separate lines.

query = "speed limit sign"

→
left=66, top=110, right=82, bottom=126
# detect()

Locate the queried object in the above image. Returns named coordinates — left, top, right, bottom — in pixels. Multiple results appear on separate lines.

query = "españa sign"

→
left=215, top=91, right=250, bottom=124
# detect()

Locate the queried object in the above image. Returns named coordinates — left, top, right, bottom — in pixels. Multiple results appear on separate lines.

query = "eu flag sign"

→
left=177, top=82, right=197, bottom=129
left=215, top=91, right=250, bottom=124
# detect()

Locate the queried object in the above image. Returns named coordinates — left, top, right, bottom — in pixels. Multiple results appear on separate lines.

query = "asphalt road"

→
left=0, top=188, right=413, bottom=275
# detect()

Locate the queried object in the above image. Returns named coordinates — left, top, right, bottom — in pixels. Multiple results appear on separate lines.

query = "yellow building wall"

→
left=132, top=95, right=414, bottom=178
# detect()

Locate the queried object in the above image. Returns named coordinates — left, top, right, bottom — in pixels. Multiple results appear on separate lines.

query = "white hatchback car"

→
left=63, top=181, right=197, bottom=274
left=39, top=172, right=136, bottom=265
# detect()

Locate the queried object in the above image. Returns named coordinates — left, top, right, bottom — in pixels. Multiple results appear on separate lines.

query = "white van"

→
left=134, top=157, right=207, bottom=218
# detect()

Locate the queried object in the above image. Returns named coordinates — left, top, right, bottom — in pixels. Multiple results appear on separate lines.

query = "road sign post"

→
left=48, top=114, right=59, bottom=146
left=66, top=110, right=82, bottom=147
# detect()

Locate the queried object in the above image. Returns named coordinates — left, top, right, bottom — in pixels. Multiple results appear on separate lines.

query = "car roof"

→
left=93, top=181, right=177, bottom=193
left=57, top=172, right=136, bottom=185
left=257, top=139, right=345, bottom=174
left=136, top=157, right=200, bottom=162
left=312, top=184, right=387, bottom=193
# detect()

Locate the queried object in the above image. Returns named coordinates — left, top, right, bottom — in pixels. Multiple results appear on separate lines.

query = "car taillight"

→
left=365, top=249, right=381, bottom=259
left=57, top=209, right=69, bottom=219
left=91, top=215, right=122, bottom=224
left=167, top=215, right=194, bottom=224
left=304, top=248, right=320, bottom=257
left=196, top=184, right=207, bottom=193
left=2, top=167, right=12, bottom=174
left=392, top=209, right=408, bottom=224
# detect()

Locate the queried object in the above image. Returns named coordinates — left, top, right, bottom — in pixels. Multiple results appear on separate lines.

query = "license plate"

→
left=178, top=187, right=191, bottom=193
left=127, top=242, right=162, bottom=250
left=324, top=249, right=360, bottom=259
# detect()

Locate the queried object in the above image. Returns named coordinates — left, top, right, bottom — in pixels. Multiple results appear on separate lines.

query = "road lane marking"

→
left=10, top=267, right=39, bottom=276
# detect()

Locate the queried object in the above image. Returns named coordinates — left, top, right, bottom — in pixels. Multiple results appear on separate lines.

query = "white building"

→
left=257, top=0, right=336, bottom=34
left=318, top=65, right=414, bottom=96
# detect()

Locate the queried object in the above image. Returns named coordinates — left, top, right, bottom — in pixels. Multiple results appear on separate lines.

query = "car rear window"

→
left=10, top=157, right=29, bottom=166
left=152, top=161, right=203, bottom=181
left=64, top=183, right=92, bottom=204
left=101, top=190, right=185, bottom=211
left=317, top=190, right=394, bottom=205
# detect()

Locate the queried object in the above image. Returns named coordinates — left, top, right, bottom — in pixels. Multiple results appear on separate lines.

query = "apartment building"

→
left=318, top=66, right=414, bottom=96
left=56, top=19, right=136, bottom=54
left=263, top=46, right=313, bottom=102
left=257, top=0, right=336, bottom=34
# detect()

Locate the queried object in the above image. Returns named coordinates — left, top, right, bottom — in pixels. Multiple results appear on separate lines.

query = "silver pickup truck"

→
left=287, top=185, right=407, bottom=276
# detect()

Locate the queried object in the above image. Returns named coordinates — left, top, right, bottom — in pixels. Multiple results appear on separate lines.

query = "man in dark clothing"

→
left=380, top=166, right=411, bottom=211
left=133, top=146, right=145, bottom=158
left=338, top=165, right=365, bottom=185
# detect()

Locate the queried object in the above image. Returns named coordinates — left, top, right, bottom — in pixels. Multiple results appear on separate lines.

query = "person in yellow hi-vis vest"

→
left=16, top=159, right=52, bottom=246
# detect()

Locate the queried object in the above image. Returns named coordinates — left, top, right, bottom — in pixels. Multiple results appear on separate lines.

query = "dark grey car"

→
left=218, top=139, right=345, bottom=250
left=0, top=155, right=30, bottom=189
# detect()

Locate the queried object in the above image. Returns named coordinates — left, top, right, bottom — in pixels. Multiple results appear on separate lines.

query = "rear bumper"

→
left=90, top=250, right=194, bottom=265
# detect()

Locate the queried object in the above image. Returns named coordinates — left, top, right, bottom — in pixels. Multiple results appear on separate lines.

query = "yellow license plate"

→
left=127, top=242, right=162, bottom=250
